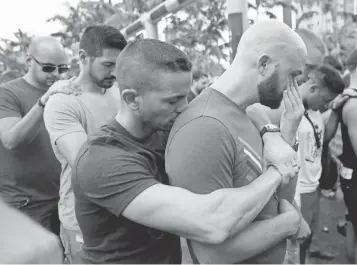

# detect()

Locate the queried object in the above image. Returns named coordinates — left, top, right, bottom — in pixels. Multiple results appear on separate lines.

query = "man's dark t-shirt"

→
left=0, top=78, right=60, bottom=204
left=166, top=87, right=295, bottom=264
left=72, top=119, right=181, bottom=264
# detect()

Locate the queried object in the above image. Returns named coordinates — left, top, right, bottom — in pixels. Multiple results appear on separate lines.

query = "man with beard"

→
left=72, top=38, right=300, bottom=264
left=165, top=20, right=307, bottom=264
left=247, top=65, right=346, bottom=263
left=44, top=24, right=126, bottom=263
left=245, top=28, right=328, bottom=264
left=0, top=36, right=70, bottom=236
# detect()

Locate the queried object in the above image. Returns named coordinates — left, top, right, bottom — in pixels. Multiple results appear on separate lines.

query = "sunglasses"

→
left=31, top=56, right=69, bottom=74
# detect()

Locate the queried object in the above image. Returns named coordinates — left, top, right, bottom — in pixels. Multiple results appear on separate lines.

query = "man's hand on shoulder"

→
left=41, top=77, right=81, bottom=104
left=280, top=78, right=304, bottom=145
left=329, top=88, right=357, bottom=111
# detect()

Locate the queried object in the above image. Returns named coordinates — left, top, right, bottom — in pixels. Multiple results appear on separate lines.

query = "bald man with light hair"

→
left=295, top=28, right=326, bottom=85
left=0, top=36, right=74, bottom=236
left=165, top=20, right=307, bottom=263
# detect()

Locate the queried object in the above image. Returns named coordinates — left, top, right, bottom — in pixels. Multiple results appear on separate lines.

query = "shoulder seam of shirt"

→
left=166, top=115, right=237, bottom=160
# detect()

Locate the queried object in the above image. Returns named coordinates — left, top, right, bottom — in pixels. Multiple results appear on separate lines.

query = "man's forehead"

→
left=99, top=48, right=121, bottom=60
left=36, top=52, right=68, bottom=65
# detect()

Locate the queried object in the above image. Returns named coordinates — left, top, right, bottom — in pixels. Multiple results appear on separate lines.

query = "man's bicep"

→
left=44, top=95, right=85, bottom=145
left=166, top=117, right=235, bottom=193
left=80, top=157, right=205, bottom=239
left=56, top=132, right=87, bottom=167
left=344, top=102, right=357, bottom=156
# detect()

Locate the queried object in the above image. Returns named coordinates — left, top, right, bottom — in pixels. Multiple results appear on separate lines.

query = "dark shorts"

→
left=6, top=198, right=60, bottom=236
left=340, top=177, right=357, bottom=236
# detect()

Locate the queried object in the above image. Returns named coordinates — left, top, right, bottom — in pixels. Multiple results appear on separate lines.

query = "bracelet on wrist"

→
left=38, top=98, right=46, bottom=108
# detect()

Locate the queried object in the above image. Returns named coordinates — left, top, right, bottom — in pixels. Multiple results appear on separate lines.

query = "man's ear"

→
left=121, top=88, right=140, bottom=111
left=309, top=83, right=317, bottom=93
left=26, top=55, right=32, bottom=67
left=257, top=54, right=273, bottom=76
left=78, top=49, right=88, bottom=64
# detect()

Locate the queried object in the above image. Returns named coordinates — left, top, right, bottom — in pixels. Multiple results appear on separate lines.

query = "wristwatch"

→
left=260, top=124, right=299, bottom=151
left=38, top=98, right=46, bottom=108
left=259, top=124, right=280, bottom=138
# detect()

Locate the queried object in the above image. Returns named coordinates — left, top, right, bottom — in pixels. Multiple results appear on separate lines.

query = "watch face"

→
left=265, top=124, right=279, bottom=131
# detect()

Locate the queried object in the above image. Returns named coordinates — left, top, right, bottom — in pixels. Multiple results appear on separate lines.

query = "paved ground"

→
left=181, top=195, right=350, bottom=264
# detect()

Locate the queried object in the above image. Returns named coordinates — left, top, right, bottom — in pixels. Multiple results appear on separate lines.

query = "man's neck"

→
left=115, top=105, right=154, bottom=140
left=349, top=74, right=357, bottom=89
left=75, top=72, right=104, bottom=94
left=210, top=65, right=258, bottom=111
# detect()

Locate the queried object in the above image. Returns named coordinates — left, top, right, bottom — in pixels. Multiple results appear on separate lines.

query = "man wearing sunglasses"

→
left=43, top=24, right=127, bottom=263
left=0, top=36, right=72, bottom=237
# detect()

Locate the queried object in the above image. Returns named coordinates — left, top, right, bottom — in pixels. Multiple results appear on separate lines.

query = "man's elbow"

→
left=201, top=214, right=245, bottom=244
left=202, top=226, right=229, bottom=244
left=1, top=134, right=21, bottom=151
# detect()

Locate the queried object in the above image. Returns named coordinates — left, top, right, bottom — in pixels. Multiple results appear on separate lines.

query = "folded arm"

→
left=189, top=210, right=298, bottom=263
left=122, top=166, right=282, bottom=244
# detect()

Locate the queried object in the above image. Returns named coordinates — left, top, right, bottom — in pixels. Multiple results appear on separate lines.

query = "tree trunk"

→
left=283, top=0, right=292, bottom=27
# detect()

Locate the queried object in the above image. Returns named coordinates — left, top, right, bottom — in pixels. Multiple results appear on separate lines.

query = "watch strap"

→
left=260, top=125, right=280, bottom=138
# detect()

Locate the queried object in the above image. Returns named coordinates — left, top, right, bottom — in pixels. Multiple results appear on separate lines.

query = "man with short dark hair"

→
left=44, top=24, right=127, bottom=263
left=324, top=55, right=344, bottom=74
left=165, top=20, right=307, bottom=264
left=0, top=36, right=71, bottom=236
left=73, top=37, right=300, bottom=264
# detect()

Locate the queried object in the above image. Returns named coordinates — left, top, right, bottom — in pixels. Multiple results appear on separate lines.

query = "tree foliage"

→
left=1, top=0, right=356, bottom=78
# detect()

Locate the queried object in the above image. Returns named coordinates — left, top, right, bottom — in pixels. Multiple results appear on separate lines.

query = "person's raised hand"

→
left=280, top=78, right=305, bottom=146
left=41, top=77, right=81, bottom=104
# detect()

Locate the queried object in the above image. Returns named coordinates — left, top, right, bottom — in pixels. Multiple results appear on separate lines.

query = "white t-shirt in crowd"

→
left=296, top=109, right=325, bottom=195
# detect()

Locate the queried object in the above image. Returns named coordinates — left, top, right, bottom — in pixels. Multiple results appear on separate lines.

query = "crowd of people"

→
left=0, top=18, right=356, bottom=265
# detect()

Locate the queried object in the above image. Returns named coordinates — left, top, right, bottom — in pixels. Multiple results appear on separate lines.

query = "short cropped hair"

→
left=323, top=55, right=343, bottom=72
left=313, top=64, right=345, bottom=94
left=79, top=24, right=127, bottom=57
left=346, top=49, right=357, bottom=71
left=115, top=39, right=192, bottom=93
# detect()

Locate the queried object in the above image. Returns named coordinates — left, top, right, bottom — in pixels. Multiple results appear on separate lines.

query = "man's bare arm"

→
left=343, top=99, right=357, bottom=156
left=56, top=132, right=88, bottom=168
left=323, top=109, right=340, bottom=143
left=122, top=167, right=292, bottom=244
left=0, top=79, right=80, bottom=151
left=0, top=104, right=44, bottom=151
left=189, top=200, right=299, bottom=263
